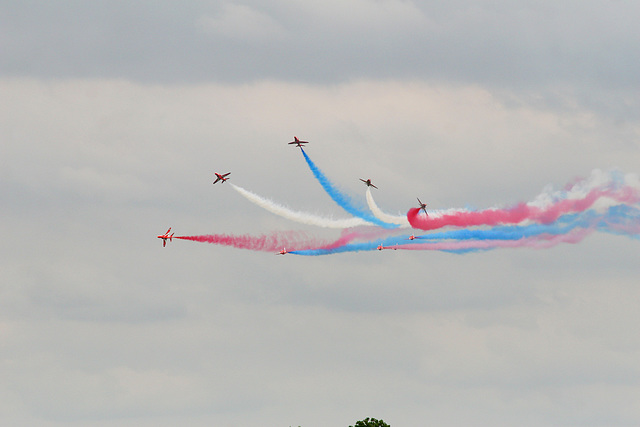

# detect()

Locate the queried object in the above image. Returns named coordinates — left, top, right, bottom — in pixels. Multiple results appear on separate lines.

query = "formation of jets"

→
left=213, top=172, right=230, bottom=184
left=159, top=136, right=429, bottom=251
left=157, top=228, right=174, bottom=247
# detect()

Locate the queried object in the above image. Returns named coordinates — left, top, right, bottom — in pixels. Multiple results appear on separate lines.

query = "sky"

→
left=1, top=1, right=640, bottom=426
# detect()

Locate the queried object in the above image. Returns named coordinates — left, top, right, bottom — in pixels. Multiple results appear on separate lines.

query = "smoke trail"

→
left=175, top=227, right=370, bottom=253
left=397, top=228, right=594, bottom=253
left=408, top=179, right=640, bottom=231
left=230, top=183, right=372, bottom=228
left=596, top=204, right=640, bottom=238
left=177, top=165, right=640, bottom=257
left=175, top=230, right=360, bottom=253
left=365, top=187, right=410, bottom=227
left=410, top=211, right=595, bottom=242
left=290, top=225, right=594, bottom=256
left=289, top=241, right=383, bottom=256
left=299, top=148, right=397, bottom=229
left=290, top=205, right=640, bottom=256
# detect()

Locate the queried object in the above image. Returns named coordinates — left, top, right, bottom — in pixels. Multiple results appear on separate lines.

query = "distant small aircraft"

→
left=360, top=178, right=378, bottom=189
left=288, top=136, right=309, bottom=148
left=407, top=235, right=416, bottom=240
left=157, top=228, right=174, bottom=247
left=213, top=172, right=230, bottom=184
left=417, top=198, right=428, bottom=215
left=377, top=244, right=384, bottom=251
left=277, top=247, right=288, bottom=255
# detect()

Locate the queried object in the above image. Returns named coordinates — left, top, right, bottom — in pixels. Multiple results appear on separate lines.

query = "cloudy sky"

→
left=2, top=1, right=640, bottom=426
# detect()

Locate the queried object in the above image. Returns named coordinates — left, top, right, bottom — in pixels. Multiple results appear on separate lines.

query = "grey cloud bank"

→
left=2, top=1, right=640, bottom=89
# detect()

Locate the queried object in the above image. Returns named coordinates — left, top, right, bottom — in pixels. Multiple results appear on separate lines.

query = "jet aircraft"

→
left=277, top=247, right=288, bottom=255
left=417, top=198, right=428, bottom=215
left=288, top=136, right=309, bottom=148
left=157, top=228, right=174, bottom=247
left=360, top=178, right=378, bottom=189
left=213, top=172, right=230, bottom=184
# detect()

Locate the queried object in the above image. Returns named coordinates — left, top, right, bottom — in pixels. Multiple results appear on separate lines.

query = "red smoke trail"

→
left=408, top=187, right=639, bottom=231
left=318, top=227, right=399, bottom=250
left=175, top=230, right=362, bottom=252
left=176, top=231, right=314, bottom=252
left=321, top=230, right=360, bottom=250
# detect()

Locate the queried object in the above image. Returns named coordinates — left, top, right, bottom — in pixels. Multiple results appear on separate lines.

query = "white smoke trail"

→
left=365, top=187, right=411, bottom=227
left=231, top=184, right=372, bottom=228
left=529, top=169, right=640, bottom=211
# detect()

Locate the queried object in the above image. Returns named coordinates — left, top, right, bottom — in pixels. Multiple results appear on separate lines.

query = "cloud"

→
left=295, top=0, right=428, bottom=33
left=1, top=76, right=640, bottom=426
left=2, top=1, right=640, bottom=88
left=1, top=1, right=639, bottom=424
left=197, top=3, right=287, bottom=43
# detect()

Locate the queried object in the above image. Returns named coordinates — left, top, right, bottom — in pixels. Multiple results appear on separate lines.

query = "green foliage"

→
left=349, top=417, right=391, bottom=427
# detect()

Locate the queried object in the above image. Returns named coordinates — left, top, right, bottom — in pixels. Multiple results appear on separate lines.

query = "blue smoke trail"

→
left=289, top=220, right=582, bottom=256
left=290, top=207, right=640, bottom=256
left=597, top=204, right=640, bottom=240
left=290, top=240, right=391, bottom=256
left=300, top=148, right=397, bottom=229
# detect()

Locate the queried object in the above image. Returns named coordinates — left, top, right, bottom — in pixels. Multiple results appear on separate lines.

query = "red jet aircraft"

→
left=277, top=247, right=288, bottom=255
left=157, top=228, right=174, bottom=247
left=360, top=178, right=378, bottom=189
left=417, top=198, right=428, bottom=215
left=213, top=172, right=230, bottom=184
left=288, top=136, right=309, bottom=148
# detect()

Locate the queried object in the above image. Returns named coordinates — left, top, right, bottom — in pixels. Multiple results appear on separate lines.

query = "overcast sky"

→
left=2, top=1, right=640, bottom=426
